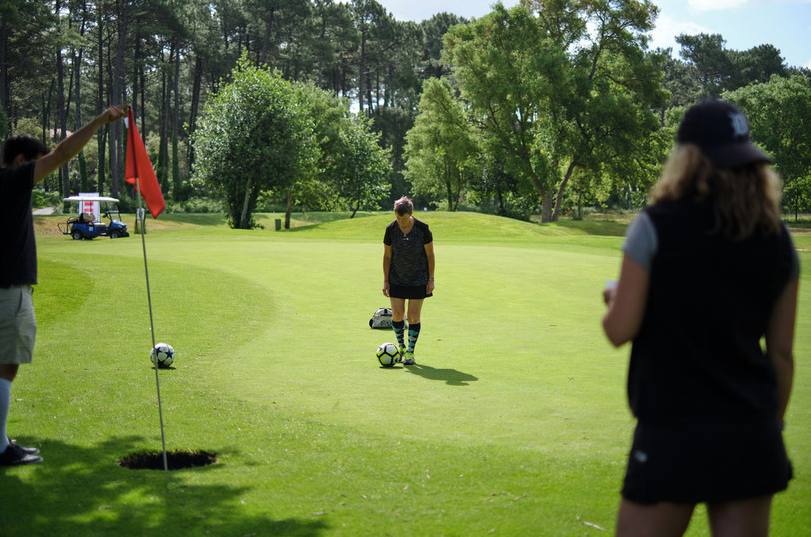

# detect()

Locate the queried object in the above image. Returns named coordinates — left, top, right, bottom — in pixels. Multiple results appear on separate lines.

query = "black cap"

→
left=676, top=99, right=771, bottom=167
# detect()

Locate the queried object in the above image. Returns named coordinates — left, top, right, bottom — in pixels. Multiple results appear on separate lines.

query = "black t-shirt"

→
left=383, top=218, right=433, bottom=286
left=0, top=162, right=37, bottom=286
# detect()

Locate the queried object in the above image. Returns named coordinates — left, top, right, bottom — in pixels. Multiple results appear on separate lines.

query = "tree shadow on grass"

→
left=0, top=436, right=327, bottom=537
left=403, top=363, right=478, bottom=386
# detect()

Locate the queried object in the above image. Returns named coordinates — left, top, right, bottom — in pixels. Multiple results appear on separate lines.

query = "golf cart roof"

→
left=63, top=195, right=119, bottom=203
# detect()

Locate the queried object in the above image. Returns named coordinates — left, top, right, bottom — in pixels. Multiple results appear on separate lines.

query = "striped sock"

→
left=392, top=320, right=406, bottom=348
left=407, top=323, right=421, bottom=353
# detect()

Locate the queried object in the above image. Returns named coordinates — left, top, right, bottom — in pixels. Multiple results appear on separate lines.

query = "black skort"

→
left=622, top=417, right=792, bottom=505
left=389, top=283, right=432, bottom=300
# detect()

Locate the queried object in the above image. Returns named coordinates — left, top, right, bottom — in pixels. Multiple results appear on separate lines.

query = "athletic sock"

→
left=392, top=320, right=406, bottom=348
left=0, top=379, right=11, bottom=451
left=407, top=323, right=421, bottom=353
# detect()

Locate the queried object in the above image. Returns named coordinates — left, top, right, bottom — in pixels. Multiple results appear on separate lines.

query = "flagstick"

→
left=129, top=118, right=169, bottom=472
left=138, top=203, right=168, bottom=472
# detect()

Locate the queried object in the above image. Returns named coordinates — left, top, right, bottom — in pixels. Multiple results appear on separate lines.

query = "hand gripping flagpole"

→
left=126, top=111, right=169, bottom=471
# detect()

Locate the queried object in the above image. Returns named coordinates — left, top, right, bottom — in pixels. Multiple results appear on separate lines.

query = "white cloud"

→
left=649, top=14, right=709, bottom=52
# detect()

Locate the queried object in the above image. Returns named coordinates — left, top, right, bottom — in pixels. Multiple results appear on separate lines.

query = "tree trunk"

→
left=56, top=0, right=68, bottom=201
left=527, top=170, right=554, bottom=223
left=110, top=2, right=127, bottom=197
left=188, top=55, right=202, bottom=165
left=74, top=10, right=86, bottom=191
left=358, top=31, right=366, bottom=112
left=96, top=10, right=106, bottom=195
left=260, top=7, right=277, bottom=64
left=0, top=19, right=9, bottom=135
left=552, top=160, right=582, bottom=222
left=239, top=176, right=253, bottom=229
left=285, top=191, right=293, bottom=229
left=172, top=40, right=181, bottom=200
left=540, top=191, right=554, bottom=223
left=317, top=16, right=326, bottom=87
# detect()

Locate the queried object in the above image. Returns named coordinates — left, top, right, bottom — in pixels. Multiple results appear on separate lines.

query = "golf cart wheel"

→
left=110, top=231, right=121, bottom=239
left=71, top=230, right=83, bottom=240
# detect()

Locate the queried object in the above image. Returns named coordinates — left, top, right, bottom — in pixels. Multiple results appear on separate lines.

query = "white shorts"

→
left=0, top=286, right=36, bottom=365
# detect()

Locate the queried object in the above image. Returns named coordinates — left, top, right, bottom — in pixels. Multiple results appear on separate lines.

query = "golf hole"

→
left=118, top=449, right=218, bottom=470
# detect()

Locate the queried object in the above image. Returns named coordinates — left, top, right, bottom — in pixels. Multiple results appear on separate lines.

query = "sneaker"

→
left=396, top=346, right=406, bottom=363
left=8, top=438, right=39, bottom=456
left=403, top=351, right=415, bottom=365
left=0, top=442, right=43, bottom=466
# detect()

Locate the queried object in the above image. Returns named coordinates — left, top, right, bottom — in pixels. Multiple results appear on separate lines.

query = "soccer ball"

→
left=150, top=342, right=175, bottom=368
left=376, top=342, right=399, bottom=367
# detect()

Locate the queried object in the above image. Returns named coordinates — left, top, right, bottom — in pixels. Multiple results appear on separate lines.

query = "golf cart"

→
left=58, top=195, right=130, bottom=240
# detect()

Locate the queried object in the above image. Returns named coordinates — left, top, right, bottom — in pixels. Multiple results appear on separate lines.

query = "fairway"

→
left=3, top=212, right=809, bottom=536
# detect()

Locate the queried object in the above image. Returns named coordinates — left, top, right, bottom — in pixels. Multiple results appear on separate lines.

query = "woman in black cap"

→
left=602, top=99, right=798, bottom=536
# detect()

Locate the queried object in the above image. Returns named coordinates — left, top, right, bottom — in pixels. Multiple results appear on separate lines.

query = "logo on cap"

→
left=729, top=111, right=749, bottom=139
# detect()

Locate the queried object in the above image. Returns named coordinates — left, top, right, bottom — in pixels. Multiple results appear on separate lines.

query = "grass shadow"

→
left=403, top=363, right=479, bottom=386
left=0, top=436, right=328, bottom=537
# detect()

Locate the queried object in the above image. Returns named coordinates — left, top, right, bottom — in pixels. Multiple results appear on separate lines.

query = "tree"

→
left=725, top=75, right=811, bottom=220
left=292, top=81, right=391, bottom=218
left=404, top=77, right=480, bottom=210
left=192, top=54, right=319, bottom=229
left=419, top=13, right=466, bottom=80
left=332, top=113, right=391, bottom=216
left=444, top=1, right=667, bottom=222
left=676, top=33, right=733, bottom=98
left=669, top=34, right=790, bottom=105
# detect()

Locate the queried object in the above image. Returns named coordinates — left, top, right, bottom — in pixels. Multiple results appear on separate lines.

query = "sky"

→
left=373, top=0, right=811, bottom=69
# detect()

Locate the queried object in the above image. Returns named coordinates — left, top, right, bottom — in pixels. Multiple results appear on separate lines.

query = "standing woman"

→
left=602, top=100, right=798, bottom=537
left=383, top=196, right=435, bottom=365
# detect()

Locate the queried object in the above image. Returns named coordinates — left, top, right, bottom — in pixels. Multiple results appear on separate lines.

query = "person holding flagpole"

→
left=0, top=104, right=129, bottom=466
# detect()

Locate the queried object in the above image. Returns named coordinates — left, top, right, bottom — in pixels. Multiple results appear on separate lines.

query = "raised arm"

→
left=33, top=104, right=129, bottom=184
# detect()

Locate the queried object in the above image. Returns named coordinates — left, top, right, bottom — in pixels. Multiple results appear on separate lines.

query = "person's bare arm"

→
left=765, top=278, right=798, bottom=424
left=382, top=244, right=392, bottom=297
left=602, top=255, right=650, bottom=347
left=424, top=241, right=435, bottom=294
left=33, top=104, right=129, bottom=184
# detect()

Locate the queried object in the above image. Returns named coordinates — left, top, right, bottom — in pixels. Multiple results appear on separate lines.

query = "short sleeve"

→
left=383, top=222, right=394, bottom=245
left=422, top=224, right=433, bottom=244
left=622, top=211, right=658, bottom=271
left=782, top=223, right=801, bottom=281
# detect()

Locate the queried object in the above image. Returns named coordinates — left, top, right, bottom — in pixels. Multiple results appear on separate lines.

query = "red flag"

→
left=125, top=109, right=165, bottom=219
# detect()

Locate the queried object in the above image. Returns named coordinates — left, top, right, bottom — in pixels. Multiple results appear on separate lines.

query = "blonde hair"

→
left=650, top=144, right=782, bottom=241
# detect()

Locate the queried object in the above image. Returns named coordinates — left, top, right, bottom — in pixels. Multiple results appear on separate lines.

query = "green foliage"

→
left=673, top=33, right=789, bottom=102
left=725, top=75, right=811, bottom=217
left=192, top=53, right=320, bottom=229
left=331, top=113, right=392, bottom=215
left=442, top=1, right=667, bottom=221
left=405, top=77, right=482, bottom=210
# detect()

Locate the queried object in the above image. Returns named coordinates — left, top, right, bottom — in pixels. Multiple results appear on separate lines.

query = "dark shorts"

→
left=389, top=283, right=432, bottom=300
left=622, top=417, right=792, bottom=505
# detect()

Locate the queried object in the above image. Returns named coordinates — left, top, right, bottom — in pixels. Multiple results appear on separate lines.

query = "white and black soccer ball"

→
left=150, top=342, right=175, bottom=368
left=376, top=342, right=399, bottom=367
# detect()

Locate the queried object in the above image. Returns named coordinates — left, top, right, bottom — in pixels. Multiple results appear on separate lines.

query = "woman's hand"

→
left=382, top=281, right=390, bottom=297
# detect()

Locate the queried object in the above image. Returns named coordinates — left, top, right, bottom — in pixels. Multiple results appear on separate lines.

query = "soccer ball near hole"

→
left=376, top=342, right=399, bottom=367
left=150, top=342, right=175, bottom=368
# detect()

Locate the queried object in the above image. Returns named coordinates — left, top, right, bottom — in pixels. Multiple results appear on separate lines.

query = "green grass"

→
left=4, top=212, right=809, bottom=536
